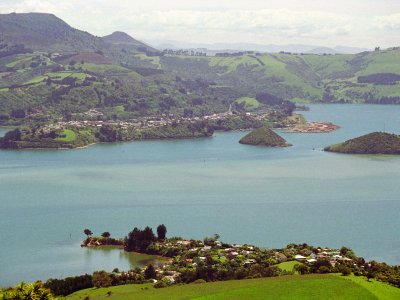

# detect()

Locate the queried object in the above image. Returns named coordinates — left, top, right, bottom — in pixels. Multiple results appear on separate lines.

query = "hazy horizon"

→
left=0, top=0, right=399, bottom=49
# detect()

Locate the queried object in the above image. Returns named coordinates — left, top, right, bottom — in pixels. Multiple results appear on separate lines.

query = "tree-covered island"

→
left=239, top=127, right=291, bottom=147
left=325, top=132, right=400, bottom=154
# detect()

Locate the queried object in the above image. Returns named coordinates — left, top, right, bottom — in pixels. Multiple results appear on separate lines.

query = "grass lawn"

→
left=25, top=75, right=47, bottom=84
left=277, top=260, right=301, bottom=272
left=82, top=63, right=130, bottom=74
left=55, top=129, right=76, bottom=142
left=234, top=97, right=261, bottom=109
left=337, top=274, right=400, bottom=300
left=66, top=274, right=395, bottom=300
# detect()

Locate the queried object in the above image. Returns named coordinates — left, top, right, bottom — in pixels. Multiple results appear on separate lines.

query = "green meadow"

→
left=66, top=274, right=400, bottom=300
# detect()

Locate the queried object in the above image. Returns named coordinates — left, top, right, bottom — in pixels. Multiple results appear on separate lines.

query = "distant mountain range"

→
left=149, top=40, right=369, bottom=54
left=0, top=12, right=370, bottom=55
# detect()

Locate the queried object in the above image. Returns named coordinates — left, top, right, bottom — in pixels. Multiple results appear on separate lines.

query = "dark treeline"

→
left=256, top=92, right=296, bottom=115
left=124, top=225, right=166, bottom=252
left=44, top=274, right=93, bottom=296
left=358, top=73, right=400, bottom=85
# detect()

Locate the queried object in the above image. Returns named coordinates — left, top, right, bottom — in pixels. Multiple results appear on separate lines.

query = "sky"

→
left=0, top=0, right=400, bottom=48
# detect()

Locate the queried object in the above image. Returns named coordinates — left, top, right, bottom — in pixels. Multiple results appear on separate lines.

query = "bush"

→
left=193, top=279, right=206, bottom=284
left=318, top=266, right=331, bottom=274
left=154, top=281, right=168, bottom=289
left=339, top=265, right=352, bottom=276
left=92, top=271, right=113, bottom=288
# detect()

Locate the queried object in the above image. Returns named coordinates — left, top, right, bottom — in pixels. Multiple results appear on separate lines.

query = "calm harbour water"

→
left=1, top=104, right=400, bottom=286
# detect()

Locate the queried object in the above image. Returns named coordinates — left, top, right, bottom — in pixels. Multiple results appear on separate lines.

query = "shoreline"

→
left=0, top=122, right=340, bottom=150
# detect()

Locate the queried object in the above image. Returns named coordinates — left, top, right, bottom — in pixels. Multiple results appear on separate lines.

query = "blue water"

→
left=1, top=104, right=400, bottom=287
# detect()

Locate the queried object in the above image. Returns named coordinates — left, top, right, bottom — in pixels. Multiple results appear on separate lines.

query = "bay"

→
left=1, top=104, right=400, bottom=286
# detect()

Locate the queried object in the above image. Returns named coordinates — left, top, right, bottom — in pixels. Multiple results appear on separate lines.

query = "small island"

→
left=239, top=127, right=291, bottom=147
left=324, top=132, right=400, bottom=154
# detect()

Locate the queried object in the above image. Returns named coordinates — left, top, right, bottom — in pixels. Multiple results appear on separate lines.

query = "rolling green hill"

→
left=66, top=275, right=400, bottom=300
left=0, top=13, right=400, bottom=126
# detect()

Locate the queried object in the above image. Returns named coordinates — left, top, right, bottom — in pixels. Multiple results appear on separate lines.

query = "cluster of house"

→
left=40, top=107, right=256, bottom=134
left=293, top=248, right=353, bottom=267
left=215, top=51, right=261, bottom=57
left=162, top=49, right=207, bottom=57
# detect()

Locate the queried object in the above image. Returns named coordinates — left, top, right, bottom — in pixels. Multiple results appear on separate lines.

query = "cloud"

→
left=0, top=0, right=399, bottom=47
left=373, top=13, right=400, bottom=30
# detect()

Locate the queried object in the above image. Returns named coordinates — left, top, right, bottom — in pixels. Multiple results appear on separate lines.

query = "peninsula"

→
left=324, top=132, right=400, bottom=154
left=0, top=109, right=299, bottom=150
left=3, top=225, right=400, bottom=299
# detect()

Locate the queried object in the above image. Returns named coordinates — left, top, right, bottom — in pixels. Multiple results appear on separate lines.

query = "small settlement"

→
left=83, top=235, right=358, bottom=286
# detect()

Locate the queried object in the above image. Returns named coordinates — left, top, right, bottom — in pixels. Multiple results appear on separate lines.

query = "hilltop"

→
left=239, top=127, right=291, bottom=147
left=324, top=132, right=400, bottom=154
left=0, top=12, right=104, bottom=52
left=0, top=12, right=153, bottom=53
left=102, top=31, right=156, bottom=51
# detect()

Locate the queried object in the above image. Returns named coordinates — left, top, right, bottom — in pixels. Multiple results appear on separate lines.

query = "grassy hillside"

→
left=66, top=274, right=400, bottom=300
left=1, top=13, right=400, bottom=126
left=160, top=50, right=400, bottom=104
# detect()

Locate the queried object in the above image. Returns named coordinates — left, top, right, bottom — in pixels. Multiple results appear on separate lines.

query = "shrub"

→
left=154, top=281, right=168, bottom=288
left=193, top=279, right=206, bottom=284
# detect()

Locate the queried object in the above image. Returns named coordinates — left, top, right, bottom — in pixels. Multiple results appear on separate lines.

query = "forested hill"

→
left=0, top=12, right=400, bottom=126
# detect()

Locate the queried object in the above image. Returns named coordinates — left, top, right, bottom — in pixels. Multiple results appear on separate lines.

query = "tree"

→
left=84, top=229, right=93, bottom=238
left=11, top=109, right=26, bottom=119
left=143, top=226, right=156, bottom=241
left=92, top=271, right=112, bottom=288
left=339, top=265, right=351, bottom=276
left=144, top=264, right=156, bottom=279
left=101, top=232, right=111, bottom=238
left=366, top=271, right=375, bottom=282
left=1, top=281, right=56, bottom=299
left=157, top=224, right=167, bottom=240
left=124, top=227, right=156, bottom=252
left=294, top=264, right=309, bottom=275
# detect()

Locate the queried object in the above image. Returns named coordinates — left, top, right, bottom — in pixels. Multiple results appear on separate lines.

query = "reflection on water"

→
left=82, top=246, right=168, bottom=270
